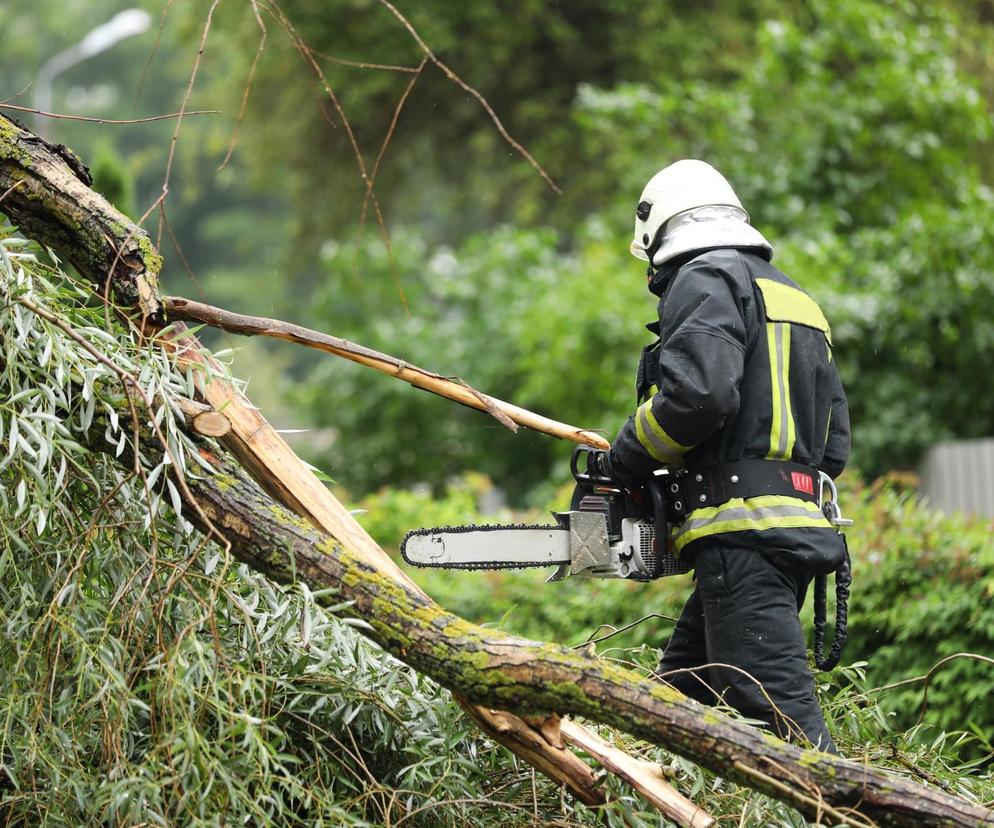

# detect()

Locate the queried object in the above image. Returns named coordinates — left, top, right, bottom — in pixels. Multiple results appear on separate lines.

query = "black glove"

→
left=589, top=450, right=644, bottom=491
left=586, top=450, right=612, bottom=480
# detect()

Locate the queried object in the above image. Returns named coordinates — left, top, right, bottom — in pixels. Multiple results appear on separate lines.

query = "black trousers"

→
left=656, top=544, right=837, bottom=753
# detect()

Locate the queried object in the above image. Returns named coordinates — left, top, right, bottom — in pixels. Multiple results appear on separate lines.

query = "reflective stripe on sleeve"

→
left=634, top=399, right=690, bottom=464
left=638, top=384, right=659, bottom=404
left=766, top=322, right=796, bottom=460
left=673, top=495, right=829, bottom=551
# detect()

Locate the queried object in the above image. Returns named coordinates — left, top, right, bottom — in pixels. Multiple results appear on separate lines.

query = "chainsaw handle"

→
left=570, top=444, right=615, bottom=486
left=646, top=477, right=669, bottom=558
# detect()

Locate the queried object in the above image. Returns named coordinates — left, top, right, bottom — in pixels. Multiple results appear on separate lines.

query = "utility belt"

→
left=659, top=457, right=851, bottom=672
left=662, top=458, right=822, bottom=523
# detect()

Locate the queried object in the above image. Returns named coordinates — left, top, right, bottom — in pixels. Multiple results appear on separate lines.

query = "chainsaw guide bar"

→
left=401, top=523, right=570, bottom=571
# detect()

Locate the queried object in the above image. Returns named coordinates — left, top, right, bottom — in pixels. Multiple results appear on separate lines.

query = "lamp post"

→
left=34, top=8, right=152, bottom=138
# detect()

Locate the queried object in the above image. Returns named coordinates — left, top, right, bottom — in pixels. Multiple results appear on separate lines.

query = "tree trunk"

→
left=0, top=112, right=690, bottom=818
left=2, top=113, right=991, bottom=828
left=0, top=115, right=159, bottom=317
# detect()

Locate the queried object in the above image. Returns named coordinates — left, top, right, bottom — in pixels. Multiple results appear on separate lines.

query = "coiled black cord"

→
left=813, top=539, right=852, bottom=671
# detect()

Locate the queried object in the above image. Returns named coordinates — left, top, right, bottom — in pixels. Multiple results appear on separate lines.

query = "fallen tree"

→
left=1, top=113, right=991, bottom=828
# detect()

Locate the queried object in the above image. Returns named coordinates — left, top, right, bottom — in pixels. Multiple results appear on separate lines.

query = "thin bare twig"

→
left=656, top=661, right=810, bottom=746
left=734, top=760, right=876, bottom=828
left=375, top=0, right=561, bottom=194
left=255, top=1, right=407, bottom=308
left=0, top=103, right=218, bottom=125
left=575, top=613, right=679, bottom=647
left=0, top=180, right=26, bottom=204
left=160, top=0, right=221, bottom=210
left=260, top=2, right=376, bottom=200
left=353, top=55, right=428, bottom=314
left=1, top=83, right=33, bottom=105
left=218, top=0, right=269, bottom=172
left=136, top=0, right=176, bottom=104
left=305, top=48, right=422, bottom=73
left=160, top=294, right=617, bottom=447
left=871, top=652, right=994, bottom=723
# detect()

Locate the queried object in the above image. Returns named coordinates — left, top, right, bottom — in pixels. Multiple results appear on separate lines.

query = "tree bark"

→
left=3, top=113, right=991, bottom=828
left=0, top=112, right=679, bottom=816
left=0, top=115, right=160, bottom=317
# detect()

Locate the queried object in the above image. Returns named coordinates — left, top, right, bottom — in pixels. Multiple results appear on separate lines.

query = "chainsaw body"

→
left=401, top=447, right=692, bottom=581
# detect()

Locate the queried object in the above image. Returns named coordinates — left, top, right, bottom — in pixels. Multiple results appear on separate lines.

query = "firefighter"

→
left=591, top=160, right=850, bottom=752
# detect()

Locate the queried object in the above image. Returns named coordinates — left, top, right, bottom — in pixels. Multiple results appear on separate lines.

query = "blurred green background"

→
left=4, top=0, right=993, bottom=749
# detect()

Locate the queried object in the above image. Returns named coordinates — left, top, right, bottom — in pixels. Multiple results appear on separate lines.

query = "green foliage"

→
left=572, top=0, right=994, bottom=475
left=199, top=0, right=778, bottom=249
left=0, top=233, right=589, bottom=826
left=7, top=0, right=994, bottom=819
left=279, top=0, right=994, bottom=494
left=842, top=476, right=994, bottom=742
left=12, top=0, right=994, bottom=484
left=89, top=140, right=136, bottom=217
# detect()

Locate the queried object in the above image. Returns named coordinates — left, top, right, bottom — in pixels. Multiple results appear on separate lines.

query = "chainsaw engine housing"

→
left=556, top=491, right=692, bottom=580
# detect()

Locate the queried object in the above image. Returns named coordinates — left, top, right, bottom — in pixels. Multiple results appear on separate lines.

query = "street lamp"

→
left=34, top=8, right=152, bottom=137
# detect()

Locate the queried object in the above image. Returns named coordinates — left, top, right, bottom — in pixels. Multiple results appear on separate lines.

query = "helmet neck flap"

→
left=650, top=204, right=772, bottom=268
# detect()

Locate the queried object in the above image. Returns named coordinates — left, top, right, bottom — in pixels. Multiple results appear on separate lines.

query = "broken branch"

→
left=161, top=294, right=610, bottom=449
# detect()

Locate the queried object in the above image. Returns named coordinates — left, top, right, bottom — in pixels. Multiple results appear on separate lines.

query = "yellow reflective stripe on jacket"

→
left=639, top=384, right=659, bottom=404
left=673, top=495, right=829, bottom=552
left=635, top=399, right=690, bottom=463
left=755, top=278, right=832, bottom=345
left=766, top=322, right=796, bottom=460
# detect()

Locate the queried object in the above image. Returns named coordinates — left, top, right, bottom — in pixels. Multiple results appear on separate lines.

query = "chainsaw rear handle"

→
left=645, top=476, right=669, bottom=556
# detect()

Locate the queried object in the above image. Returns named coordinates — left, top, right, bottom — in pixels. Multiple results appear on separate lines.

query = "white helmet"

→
left=630, top=159, right=771, bottom=267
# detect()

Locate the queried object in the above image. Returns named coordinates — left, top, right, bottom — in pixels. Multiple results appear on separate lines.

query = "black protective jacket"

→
left=610, top=248, right=851, bottom=570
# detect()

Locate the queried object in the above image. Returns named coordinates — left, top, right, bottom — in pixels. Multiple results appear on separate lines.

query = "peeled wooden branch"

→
left=5, top=111, right=992, bottom=828
left=157, top=323, right=649, bottom=811
left=560, top=719, right=715, bottom=827
left=161, top=294, right=611, bottom=450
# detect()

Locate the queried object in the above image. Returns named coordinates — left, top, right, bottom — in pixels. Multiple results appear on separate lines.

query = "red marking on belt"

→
left=791, top=471, right=814, bottom=495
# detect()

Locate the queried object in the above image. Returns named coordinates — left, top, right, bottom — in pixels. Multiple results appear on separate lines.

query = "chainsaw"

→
left=402, top=445, right=853, bottom=669
left=401, top=446, right=692, bottom=582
